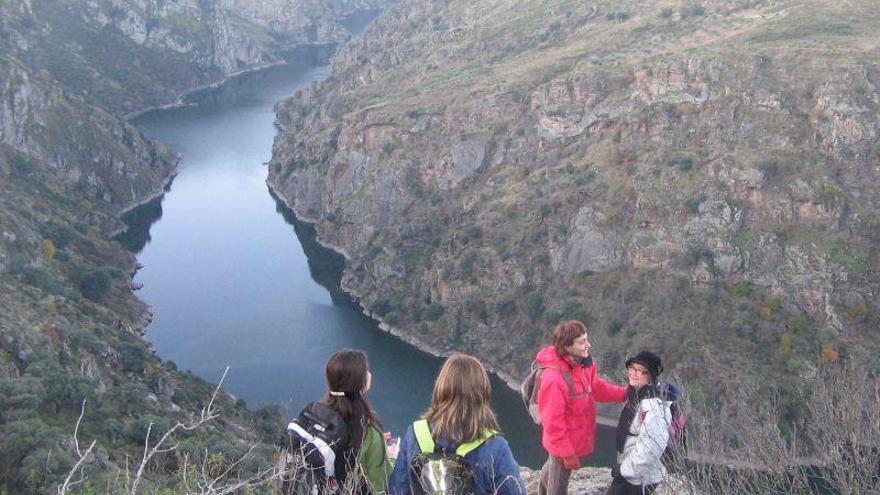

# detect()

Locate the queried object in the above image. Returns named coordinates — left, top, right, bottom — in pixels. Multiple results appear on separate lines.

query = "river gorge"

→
left=116, top=44, right=618, bottom=470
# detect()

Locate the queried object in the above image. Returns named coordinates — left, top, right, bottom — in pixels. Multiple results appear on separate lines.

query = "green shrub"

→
left=28, top=359, right=93, bottom=413
left=424, top=303, right=445, bottom=321
left=127, top=415, right=175, bottom=446
left=789, top=314, right=807, bottom=333
left=686, top=196, right=703, bottom=215
left=685, top=245, right=715, bottom=266
left=460, top=251, right=478, bottom=274
left=731, top=280, right=753, bottom=298
left=561, top=300, right=589, bottom=323
left=607, top=319, right=623, bottom=336
left=678, top=156, right=694, bottom=171
left=467, top=300, right=489, bottom=321
left=529, top=225, right=548, bottom=243
left=0, top=418, right=61, bottom=486
left=0, top=378, right=43, bottom=418
left=371, top=298, right=394, bottom=317
left=871, top=140, right=880, bottom=159
left=75, top=266, right=113, bottom=302
left=117, top=340, right=151, bottom=373
left=10, top=152, right=32, bottom=175
left=575, top=167, right=598, bottom=186
left=682, top=4, right=706, bottom=18
left=525, top=292, right=545, bottom=321
left=494, top=298, right=516, bottom=315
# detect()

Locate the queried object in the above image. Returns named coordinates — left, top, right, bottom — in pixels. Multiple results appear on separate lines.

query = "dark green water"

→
left=120, top=36, right=616, bottom=470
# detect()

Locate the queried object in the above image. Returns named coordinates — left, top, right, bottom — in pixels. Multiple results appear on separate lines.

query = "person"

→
left=323, top=349, right=397, bottom=495
left=536, top=320, right=627, bottom=495
left=388, top=354, right=526, bottom=495
left=606, top=351, right=674, bottom=495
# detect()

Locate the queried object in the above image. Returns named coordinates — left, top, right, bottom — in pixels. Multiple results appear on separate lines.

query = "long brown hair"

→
left=322, top=349, right=380, bottom=451
left=552, top=320, right=587, bottom=358
left=425, top=354, right=499, bottom=444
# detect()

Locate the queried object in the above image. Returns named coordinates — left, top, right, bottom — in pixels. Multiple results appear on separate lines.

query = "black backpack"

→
left=280, top=402, right=352, bottom=495
left=410, top=420, right=494, bottom=495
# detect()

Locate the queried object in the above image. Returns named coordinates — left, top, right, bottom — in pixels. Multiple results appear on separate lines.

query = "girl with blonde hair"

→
left=388, top=354, right=525, bottom=495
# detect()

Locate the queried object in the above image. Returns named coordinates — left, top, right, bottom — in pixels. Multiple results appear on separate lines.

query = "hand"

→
left=386, top=441, right=400, bottom=460
left=611, top=464, right=621, bottom=479
left=384, top=433, right=400, bottom=460
left=562, top=455, right=580, bottom=470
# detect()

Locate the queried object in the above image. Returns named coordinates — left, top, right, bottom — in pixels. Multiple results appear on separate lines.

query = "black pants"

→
left=605, top=476, right=657, bottom=495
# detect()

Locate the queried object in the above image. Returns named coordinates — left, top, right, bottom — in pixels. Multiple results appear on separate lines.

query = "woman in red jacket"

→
left=536, top=320, right=627, bottom=495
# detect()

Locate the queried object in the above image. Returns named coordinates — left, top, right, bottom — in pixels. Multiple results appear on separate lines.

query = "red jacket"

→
left=535, top=346, right=626, bottom=458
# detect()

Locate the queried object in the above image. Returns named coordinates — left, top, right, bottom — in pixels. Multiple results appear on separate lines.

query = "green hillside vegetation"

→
left=0, top=143, right=285, bottom=492
left=0, top=0, right=391, bottom=491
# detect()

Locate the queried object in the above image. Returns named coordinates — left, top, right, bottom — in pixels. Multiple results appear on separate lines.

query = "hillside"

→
left=269, top=0, right=880, bottom=398
left=0, top=0, right=393, bottom=491
left=2, top=0, right=388, bottom=115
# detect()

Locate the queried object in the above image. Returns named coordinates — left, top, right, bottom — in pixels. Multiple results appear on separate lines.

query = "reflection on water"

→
left=118, top=13, right=616, bottom=469
left=116, top=191, right=167, bottom=253
left=271, top=191, right=348, bottom=305
left=186, top=44, right=338, bottom=110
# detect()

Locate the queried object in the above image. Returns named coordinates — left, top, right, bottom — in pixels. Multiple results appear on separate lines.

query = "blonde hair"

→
left=425, top=354, right=499, bottom=444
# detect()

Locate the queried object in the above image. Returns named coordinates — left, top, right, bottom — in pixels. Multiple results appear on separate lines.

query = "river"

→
left=117, top=33, right=616, bottom=470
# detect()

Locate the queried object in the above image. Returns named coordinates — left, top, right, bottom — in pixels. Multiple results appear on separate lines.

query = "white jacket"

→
left=618, top=396, right=672, bottom=486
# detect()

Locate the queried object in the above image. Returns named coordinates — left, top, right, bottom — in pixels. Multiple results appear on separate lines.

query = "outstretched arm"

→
left=592, top=372, right=627, bottom=403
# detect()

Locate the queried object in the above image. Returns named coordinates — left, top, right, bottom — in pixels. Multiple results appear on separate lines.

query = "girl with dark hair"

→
left=388, top=354, right=525, bottom=495
left=535, top=320, right=627, bottom=495
left=322, top=349, right=397, bottom=495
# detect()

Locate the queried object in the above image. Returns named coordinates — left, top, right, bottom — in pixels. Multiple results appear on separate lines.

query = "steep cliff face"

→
left=0, top=0, right=389, bottom=115
left=270, top=0, right=880, bottom=384
left=0, top=57, right=176, bottom=218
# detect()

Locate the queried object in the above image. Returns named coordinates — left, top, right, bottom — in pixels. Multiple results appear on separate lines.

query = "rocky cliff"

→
left=2, top=0, right=390, bottom=115
left=269, top=0, right=880, bottom=392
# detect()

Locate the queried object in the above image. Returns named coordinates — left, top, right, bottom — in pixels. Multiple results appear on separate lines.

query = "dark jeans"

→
left=605, top=476, right=657, bottom=495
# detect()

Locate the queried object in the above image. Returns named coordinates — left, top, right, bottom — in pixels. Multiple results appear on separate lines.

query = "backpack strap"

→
left=558, top=369, right=575, bottom=395
left=413, top=419, right=435, bottom=454
left=541, top=364, right=582, bottom=399
left=455, top=429, right=495, bottom=457
left=413, top=420, right=495, bottom=456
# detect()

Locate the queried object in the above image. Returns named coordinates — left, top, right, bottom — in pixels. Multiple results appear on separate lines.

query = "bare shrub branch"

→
left=58, top=399, right=96, bottom=495
left=674, top=361, right=880, bottom=494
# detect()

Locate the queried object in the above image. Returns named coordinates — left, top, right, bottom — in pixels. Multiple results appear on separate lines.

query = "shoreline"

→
left=108, top=167, right=179, bottom=238
left=122, top=43, right=338, bottom=121
left=266, top=178, right=623, bottom=426
left=111, top=38, right=342, bottom=239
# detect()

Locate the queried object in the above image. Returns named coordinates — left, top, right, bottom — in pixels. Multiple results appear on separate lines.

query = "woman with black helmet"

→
left=606, top=351, right=675, bottom=495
